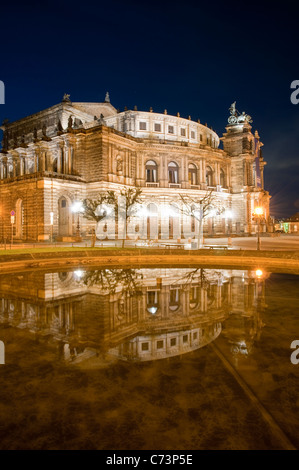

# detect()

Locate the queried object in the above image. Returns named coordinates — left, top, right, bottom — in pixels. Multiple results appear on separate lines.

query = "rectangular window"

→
left=139, top=122, right=147, bottom=130
left=200, top=134, right=203, bottom=142
left=193, top=332, right=198, bottom=340
left=183, top=335, right=188, bottom=343
left=180, top=128, right=186, bottom=137
left=191, top=131, right=195, bottom=139
left=157, top=340, right=164, bottom=349
left=154, top=123, right=162, bottom=132
left=170, top=338, right=176, bottom=347
left=141, top=342, right=149, bottom=351
left=168, top=125, right=174, bottom=134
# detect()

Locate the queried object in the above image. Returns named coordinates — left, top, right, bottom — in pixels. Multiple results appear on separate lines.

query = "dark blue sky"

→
left=0, top=0, right=298, bottom=217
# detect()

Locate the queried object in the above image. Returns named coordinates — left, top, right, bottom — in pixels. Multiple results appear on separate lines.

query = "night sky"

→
left=0, top=0, right=298, bottom=217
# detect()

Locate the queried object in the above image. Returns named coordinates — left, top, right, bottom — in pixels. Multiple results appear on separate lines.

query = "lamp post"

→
left=71, top=201, right=84, bottom=242
left=50, top=212, right=54, bottom=243
left=252, top=207, right=264, bottom=251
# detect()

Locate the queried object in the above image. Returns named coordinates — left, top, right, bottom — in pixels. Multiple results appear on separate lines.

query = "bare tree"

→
left=82, top=187, right=143, bottom=248
left=106, top=187, right=143, bottom=247
left=82, top=193, right=109, bottom=223
left=81, top=268, right=143, bottom=297
left=177, top=190, right=224, bottom=248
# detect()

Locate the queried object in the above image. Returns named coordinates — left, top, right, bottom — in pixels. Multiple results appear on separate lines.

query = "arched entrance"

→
left=169, top=204, right=180, bottom=240
left=58, top=197, right=71, bottom=236
left=147, top=203, right=158, bottom=240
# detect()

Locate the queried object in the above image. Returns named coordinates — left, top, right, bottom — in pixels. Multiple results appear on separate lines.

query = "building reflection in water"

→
left=0, top=267, right=267, bottom=365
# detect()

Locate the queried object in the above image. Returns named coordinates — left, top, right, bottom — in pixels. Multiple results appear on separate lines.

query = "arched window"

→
left=168, top=161, right=179, bottom=184
left=147, top=203, right=158, bottom=215
left=189, top=286, right=200, bottom=310
left=58, top=196, right=71, bottom=236
left=146, top=160, right=157, bottom=183
left=188, top=163, right=197, bottom=185
left=53, top=158, right=58, bottom=173
left=169, top=287, right=180, bottom=312
left=220, top=168, right=226, bottom=187
left=206, top=166, right=213, bottom=186
left=147, top=291, right=160, bottom=315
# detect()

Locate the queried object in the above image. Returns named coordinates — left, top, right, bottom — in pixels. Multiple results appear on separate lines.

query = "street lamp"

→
left=255, top=269, right=263, bottom=278
left=71, top=201, right=84, bottom=242
left=252, top=206, right=264, bottom=251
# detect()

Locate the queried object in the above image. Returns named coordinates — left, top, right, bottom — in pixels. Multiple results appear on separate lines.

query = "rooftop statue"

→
left=62, top=93, right=71, bottom=103
left=228, top=102, right=252, bottom=125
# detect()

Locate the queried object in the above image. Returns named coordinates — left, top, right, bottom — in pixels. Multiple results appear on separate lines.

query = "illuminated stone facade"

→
left=0, top=94, right=270, bottom=241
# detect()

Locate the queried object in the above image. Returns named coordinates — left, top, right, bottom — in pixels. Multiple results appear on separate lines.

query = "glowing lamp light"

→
left=254, top=207, right=263, bottom=216
left=255, top=269, right=263, bottom=278
left=136, top=206, right=148, bottom=217
left=71, top=201, right=84, bottom=213
left=74, top=269, right=84, bottom=279
left=225, top=210, right=233, bottom=218
left=147, top=306, right=158, bottom=315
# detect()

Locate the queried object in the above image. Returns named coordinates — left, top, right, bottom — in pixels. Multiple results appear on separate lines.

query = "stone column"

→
left=200, top=159, right=206, bottom=188
left=57, top=148, right=62, bottom=173
left=34, top=152, right=38, bottom=172
left=226, top=164, right=231, bottom=188
left=68, top=146, right=72, bottom=174
left=20, top=157, right=24, bottom=175
left=215, top=162, right=220, bottom=186
left=64, top=146, right=68, bottom=174
left=41, top=152, right=46, bottom=172
left=160, top=155, right=168, bottom=188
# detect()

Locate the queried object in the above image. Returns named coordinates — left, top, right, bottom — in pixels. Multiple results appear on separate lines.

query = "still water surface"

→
left=0, top=266, right=298, bottom=450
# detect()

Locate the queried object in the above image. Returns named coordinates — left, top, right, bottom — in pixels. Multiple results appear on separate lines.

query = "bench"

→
left=205, top=245, right=228, bottom=250
left=164, top=243, right=184, bottom=249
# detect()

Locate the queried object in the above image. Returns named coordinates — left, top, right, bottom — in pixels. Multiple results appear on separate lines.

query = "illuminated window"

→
left=157, top=340, right=164, bottom=349
left=170, top=338, right=176, bottom=347
left=139, top=122, right=146, bottom=130
left=146, top=160, right=158, bottom=182
left=188, top=163, right=197, bottom=185
left=169, top=287, right=180, bottom=311
left=183, top=335, right=188, bottom=343
left=147, top=290, right=159, bottom=314
left=168, top=161, right=179, bottom=183
left=220, top=168, right=226, bottom=187
left=206, top=166, right=213, bottom=186
left=154, top=123, right=161, bottom=132
left=141, top=342, right=149, bottom=351
left=180, top=128, right=186, bottom=137
left=189, top=286, right=199, bottom=309
left=168, top=125, right=174, bottom=134
left=191, top=130, right=196, bottom=139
